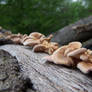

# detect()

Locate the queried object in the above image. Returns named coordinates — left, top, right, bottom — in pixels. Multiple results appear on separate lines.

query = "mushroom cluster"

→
left=2, top=30, right=92, bottom=74
left=22, top=32, right=59, bottom=54
left=43, top=42, right=92, bottom=74
left=5, top=32, right=59, bottom=54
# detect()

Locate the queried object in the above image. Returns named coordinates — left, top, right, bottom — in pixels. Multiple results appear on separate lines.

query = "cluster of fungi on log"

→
left=0, top=28, right=59, bottom=55
left=43, top=42, right=92, bottom=74
left=0, top=26, right=92, bottom=74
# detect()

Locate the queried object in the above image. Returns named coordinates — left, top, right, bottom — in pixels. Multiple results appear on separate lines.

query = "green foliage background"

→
left=0, top=0, right=92, bottom=35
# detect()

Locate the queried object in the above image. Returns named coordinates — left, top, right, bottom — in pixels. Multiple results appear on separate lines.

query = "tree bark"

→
left=51, top=16, right=92, bottom=45
left=0, top=45, right=92, bottom=92
left=0, top=50, right=27, bottom=92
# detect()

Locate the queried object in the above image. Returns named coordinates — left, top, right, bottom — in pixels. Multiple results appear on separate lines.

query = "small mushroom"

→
left=64, top=42, right=82, bottom=56
left=6, top=33, right=23, bottom=44
left=33, top=44, right=47, bottom=52
left=40, top=34, right=53, bottom=43
left=21, top=35, right=30, bottom=43
left=42, top=46, right=74, bottom=66
left=77, top=61, right=92, bottom=74
left=23, top=39, right=40, bottom=47
left=68, top=42, right=82, bottom=48
left=87, top=49, right=92, bottom=55
left=67, top=48, right=87, bottom=57
left=33, top=42, right=59, bottom=54
left=80, top=54, right=88, bottom=61
left=29, top=32, right=45, bottom=39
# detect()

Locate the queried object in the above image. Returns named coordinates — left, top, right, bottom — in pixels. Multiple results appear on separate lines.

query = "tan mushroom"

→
left=42, top=46, right=74, bottom=66
left=6, top=33, right=23, bottom=44
left=22, top=33, right=43, bottom=47
left=40, top=34, right=53, bottom=43
left=21, top=35, right=30, bottom=43
left=64, top=42, right=82, bottom=56
left=77, top=61, right=92, bottom=74
left=70, top=49, right=92, bottom=62
left=23, top=32, right=50, bottom=47
left=80, top=54, right=88, bottom=61
left=67, top=48, right=87, bottom=57
left=29, top=32, right=45, bottom=39
left=33, top=44, right=47, bottom=52
left=23, top=39, right=40, bottom=47
left=33, top=42, right=59, bottom=54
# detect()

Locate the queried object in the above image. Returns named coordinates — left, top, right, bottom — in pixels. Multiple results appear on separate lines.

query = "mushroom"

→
left=70, top=49, right=92, bottom=62
left=64, top=42, right=82, bottom=56
left=33, top=44, right=47, bottom=52
left=22, top=33, right=43, bottom=47
left=21, top=34, right=29, bottom=43
left=6, top=33, right=23, bottom=44
left=33, top=42, right=59, bottom=55
left=80, top=54, right=88, bottom=61
left=23, top=32, right=49, bottom=47
left=31, top=34, right=58, bottom=54
left=77, top=61, right=92, bottom=74
left=42, top=46, right=74, bottom=66
left=29, top=32, right=45, bottom=39
left=67, top=48, right=87, bottom=57
left=40, top=34, right=53, bottom=43
left=23, top=38, right=41, bottom=47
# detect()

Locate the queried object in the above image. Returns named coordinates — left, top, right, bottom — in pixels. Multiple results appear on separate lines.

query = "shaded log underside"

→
left=0, top=45, right=92, bottom=92
left=52, top=16, right=92, bottom=45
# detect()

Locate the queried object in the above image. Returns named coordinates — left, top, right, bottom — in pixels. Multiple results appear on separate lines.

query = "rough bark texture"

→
left=0, top=50, right=27, bottom=92
left=51, top=16, right=92, bottom=45
left=0, top=45, right=92, bottom=92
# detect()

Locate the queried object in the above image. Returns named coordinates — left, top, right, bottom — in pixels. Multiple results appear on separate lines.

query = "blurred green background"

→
left=0, top=0, right=92, bottom=35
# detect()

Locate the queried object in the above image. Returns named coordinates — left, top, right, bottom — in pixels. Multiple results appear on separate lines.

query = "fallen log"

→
left=0, top=50, right=27, bottom=92
left=83, top=39, right=92, bottom=49
left=0, top=45, right=92, bottom=92
left=52, top=16, right=92, bottom=45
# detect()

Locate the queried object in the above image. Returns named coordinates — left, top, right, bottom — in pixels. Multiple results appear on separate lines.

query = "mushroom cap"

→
left=67, top=48, right=87, bottom=57
left=47, top=42, right=59, bottom=54
left=64, top=42, right=82, bottom=56
left=80, top=54, right=88, bottom=61
left=87, top=49, right=92, bottom=55
left=48, top=46, right=74, bottom=66
left=12, top=38, right=21, bottom=44
left=6, top=33, right=23, bottom=44
left=33, top=44, right=47, bottom=52
left=29, top=32, right=45, bottom=39
left=68, top=42, right=82, bottom=49
left=40, top=34, right=53, bottom=43
left=33, top=41, right=59, bottom=54
left=50, top=42, right=59, bottom=47
left=22, top=36, right=30, bottom=43
left=23, top=39, right=40, bottom=47
left=77, top=61, right=92, bottom=74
